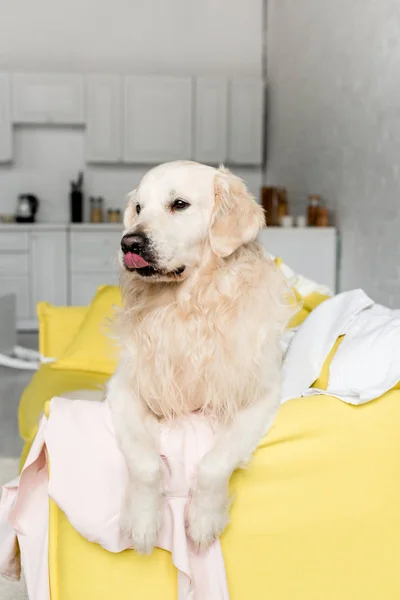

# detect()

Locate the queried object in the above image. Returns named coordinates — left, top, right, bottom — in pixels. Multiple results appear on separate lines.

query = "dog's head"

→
left=120, top=161, right=265, bottom=282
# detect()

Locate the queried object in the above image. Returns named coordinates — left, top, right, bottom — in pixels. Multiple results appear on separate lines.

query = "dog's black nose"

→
left=121, top=232, right=147, bottom=254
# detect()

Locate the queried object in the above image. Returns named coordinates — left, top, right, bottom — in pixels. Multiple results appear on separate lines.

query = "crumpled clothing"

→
left=0, top=397, right=229, bottom=600
left=282, top=289, right=400, bottom=405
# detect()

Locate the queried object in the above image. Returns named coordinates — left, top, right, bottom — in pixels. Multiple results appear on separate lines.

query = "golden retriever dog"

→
left=107, top=160, right=293, bottom=554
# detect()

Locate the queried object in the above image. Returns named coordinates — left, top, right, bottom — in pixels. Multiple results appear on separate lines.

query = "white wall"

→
left=266, top=0, right=400, bottom=306
left=0, top=0, right=263, bottom=75
left=0, top=0, right=264, bottom=220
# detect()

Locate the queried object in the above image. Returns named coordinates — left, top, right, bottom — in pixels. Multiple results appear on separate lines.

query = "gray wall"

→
left=266, top=0, right=400, bottom=305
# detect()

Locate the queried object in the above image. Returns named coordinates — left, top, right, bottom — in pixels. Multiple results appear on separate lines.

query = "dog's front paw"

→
left=121, top=483, right=163, bottom=554
left=187, top=486, right=230, bottom=552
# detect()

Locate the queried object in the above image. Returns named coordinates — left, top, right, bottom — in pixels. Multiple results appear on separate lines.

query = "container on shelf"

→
left=307, top=194, right=321, bottom=226
left=295, top=215, right=307, bottom=228
left=276, top=188, right=289, bottom=225
left=90, top=197, right=104, bottom=223
left=107, top=209, right=122, bottom=223
left=316, top=206, right=329, bottom=227
left=70, top=172, right=84, bottom=223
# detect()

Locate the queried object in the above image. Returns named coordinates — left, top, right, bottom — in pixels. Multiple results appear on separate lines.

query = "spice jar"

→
left=307, top=195, right=321, bottom=226
left=107, top=209, right=122, bottom=223
left=90, top=197, right=104, bottom=223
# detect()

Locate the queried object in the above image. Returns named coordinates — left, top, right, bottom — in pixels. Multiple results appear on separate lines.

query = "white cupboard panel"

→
left=0, top=277, right=30, bottom=319
left=71, top=272, right=119, bottom=306
left=0, top=231, right=29, bottom=251
left=12, top=73, right=84, bottom=124
left=86, top=75, right=121, bottom=162
left=124, top=76, right=192, bottom=163
left=228, top=79, right=264, bottom=166
left=31, top=231, right=68, bottom=310
left=70, top=231, right=121, bottom=272
left=0, top=253, right=29, bottom=275
left=194, top=78, right=227, bottom=164
left=258, top=228, right=337, bottom=292
left=0, top=74, right=12, bottom=162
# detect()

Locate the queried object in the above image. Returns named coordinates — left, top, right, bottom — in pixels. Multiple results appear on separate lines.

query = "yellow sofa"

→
left=18, top=287, right=400, bottom=600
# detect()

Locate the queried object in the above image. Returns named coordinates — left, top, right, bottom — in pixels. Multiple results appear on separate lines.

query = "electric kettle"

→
left=16, top=195, right=40, bottom=223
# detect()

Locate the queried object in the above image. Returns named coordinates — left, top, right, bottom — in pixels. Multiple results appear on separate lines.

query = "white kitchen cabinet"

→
left=31, top=229, right=68, bottom=310
left=69, top=225, right=121, bottom=305
left=70, top=229, right=121, bottom=273
left=12, top=73, right=84, bottom=124
left=86, top=75, right=122, bottom=163
left=124, top=76, right=192, bottom=163
left=194, top=78, right=227, bottom=164
left=258, top=227, right=338, bottom=292
left=0, top=74, right=12, bottom=162
left=228, top=78, right=264, bottom=166
left=0, top=226, right=30, bottom=323
left=0, top=225, right=68, bottom=329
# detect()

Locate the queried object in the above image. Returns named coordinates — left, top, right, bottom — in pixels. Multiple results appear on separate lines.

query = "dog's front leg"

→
left=187, top=376, right=281, bottom=551
left=107, top=360, right=162, bottom=554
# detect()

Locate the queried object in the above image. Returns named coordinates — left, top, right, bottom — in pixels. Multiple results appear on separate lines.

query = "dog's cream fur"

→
left=107, top=161, right=294, bottom=553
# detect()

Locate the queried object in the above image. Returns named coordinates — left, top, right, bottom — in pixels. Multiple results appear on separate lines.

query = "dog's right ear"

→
left=123, top=189, right=137, bottom=229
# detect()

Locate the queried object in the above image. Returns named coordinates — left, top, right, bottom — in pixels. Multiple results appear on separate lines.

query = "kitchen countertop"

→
left=0, top=222, right=123, bottom=231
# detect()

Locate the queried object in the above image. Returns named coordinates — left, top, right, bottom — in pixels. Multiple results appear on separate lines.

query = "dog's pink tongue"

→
left=124, top=252, right=150, bottom=269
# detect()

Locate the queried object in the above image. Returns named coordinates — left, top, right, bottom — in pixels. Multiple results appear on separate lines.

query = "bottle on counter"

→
left=98, top=197, right=104, bottom=223
left=70, top=172, right=84, bottom=223
left=307, top=194, right=321, bottom=226
left=276, top=188, right=289, bottom=225
left=260, top=186, right=290, bottom=226
left=261, top=187, right=277, bottom=226
left=316, top=205, right=329, bottom=227
left=107, top=209, right=122, bottom=223
left=90, top=197, right=104, bottom=223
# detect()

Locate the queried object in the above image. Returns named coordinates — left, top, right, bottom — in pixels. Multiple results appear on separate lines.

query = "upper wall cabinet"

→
left=124, top=76, right=192, bottom=163
left=86, top=75, right=121, bottom=163
left=228, top=78, right=264, bottom=166
left=0, top=74, right=12, bottom=162
left=12, top=73, right=84, bottom=124
left=194, top=78, right=227, bottom=164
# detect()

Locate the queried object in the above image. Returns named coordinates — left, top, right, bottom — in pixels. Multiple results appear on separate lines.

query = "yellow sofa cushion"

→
left=47, top=390, right=400, bottom=600
left=37, top=302, right=88, bottom=359
left=18, top=365, right=108, bottom=470
left=50, top=285, right=121, bottom=376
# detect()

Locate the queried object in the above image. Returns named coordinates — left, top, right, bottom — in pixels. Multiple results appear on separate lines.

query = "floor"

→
left=0, top=333, right=36, bottom=599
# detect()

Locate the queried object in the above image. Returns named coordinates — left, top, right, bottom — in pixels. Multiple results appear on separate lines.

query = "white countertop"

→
left=0, top=222, right=123, bottom=231
left=0, top=223, right=337, bottom=231
left=69, top=223, right=123, bottom=230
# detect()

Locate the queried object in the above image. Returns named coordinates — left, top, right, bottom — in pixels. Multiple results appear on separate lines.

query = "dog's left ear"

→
left=209, top=167, right=265, bottom=258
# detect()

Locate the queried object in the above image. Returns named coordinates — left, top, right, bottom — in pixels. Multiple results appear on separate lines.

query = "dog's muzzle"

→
left=120, top=232, right=185, bottom=278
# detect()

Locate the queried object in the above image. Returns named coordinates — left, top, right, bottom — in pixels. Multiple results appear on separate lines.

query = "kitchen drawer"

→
left=0, top=232, right=29, bottom=251
left=0, top=252, right=29, bottom=274
left=71, top=272, right=119, bottom=306
left=70, top=232, right=121, bottom=272
left=0, top=277, right=30, bottom=319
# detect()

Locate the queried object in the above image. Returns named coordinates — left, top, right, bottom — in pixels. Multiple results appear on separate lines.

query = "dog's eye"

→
left=136, top=204, right=141, bottom=215
left=171, top=199, right=190, bottom=211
